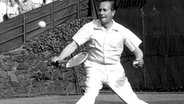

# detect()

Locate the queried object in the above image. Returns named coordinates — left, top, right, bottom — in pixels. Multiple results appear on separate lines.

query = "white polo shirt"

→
left=73, top=19, right=141, bottom=65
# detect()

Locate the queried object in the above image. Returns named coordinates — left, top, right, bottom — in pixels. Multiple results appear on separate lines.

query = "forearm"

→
left=132, top=47, right=144, bottom=68
left=58, top=41, right=78, bottom=60
left=133, top=47, right=143, bottom=60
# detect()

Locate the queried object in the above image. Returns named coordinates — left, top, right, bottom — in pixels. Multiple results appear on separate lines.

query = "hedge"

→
left=0, top=17, right=93, bottom=99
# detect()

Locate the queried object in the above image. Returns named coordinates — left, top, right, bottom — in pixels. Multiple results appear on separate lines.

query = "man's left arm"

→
left=132, top=47, right=144, bottom=68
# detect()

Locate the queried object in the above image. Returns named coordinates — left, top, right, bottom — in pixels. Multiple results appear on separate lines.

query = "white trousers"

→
left=76, top=61, right=148, bottom=104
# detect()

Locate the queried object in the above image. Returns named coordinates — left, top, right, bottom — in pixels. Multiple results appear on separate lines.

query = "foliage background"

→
left=0, top=17, right=92, bottom=99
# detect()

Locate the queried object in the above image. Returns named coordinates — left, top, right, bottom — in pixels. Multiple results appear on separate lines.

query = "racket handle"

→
left=58, top=60, right=68, bottom=63
left=58, top=60, right=67, bottom=67
left=51, top=60, right=66, bottom=68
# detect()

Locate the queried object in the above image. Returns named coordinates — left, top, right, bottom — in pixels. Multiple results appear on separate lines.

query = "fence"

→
left=91, top=0, right=184, bottom=92
left=0, top=0, right=91, bottom=52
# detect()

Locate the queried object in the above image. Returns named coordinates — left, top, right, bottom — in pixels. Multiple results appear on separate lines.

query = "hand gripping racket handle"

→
left=52, top=52, right=88, bottom=68
left=51, top=60, right=67, bottom=67
left=57, top=60, right=68, bottom=67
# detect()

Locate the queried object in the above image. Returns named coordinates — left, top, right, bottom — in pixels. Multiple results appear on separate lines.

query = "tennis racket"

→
left=57, top=52, right=88, bottom=68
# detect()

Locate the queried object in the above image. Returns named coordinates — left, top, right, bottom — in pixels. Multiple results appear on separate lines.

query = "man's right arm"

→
left=52, top=41, right=78, bottom=62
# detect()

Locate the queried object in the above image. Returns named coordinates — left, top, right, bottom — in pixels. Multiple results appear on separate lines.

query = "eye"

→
left=103, top=9, right=107, bottom=12
left=99, top=9, right=107, bottom=12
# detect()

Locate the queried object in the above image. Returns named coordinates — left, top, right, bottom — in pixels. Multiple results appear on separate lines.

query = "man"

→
left=52, top=0, right=148, bottom=104
left=7, top=0, right=20, bottom=19
left=0, top=0, right=7, bottom=23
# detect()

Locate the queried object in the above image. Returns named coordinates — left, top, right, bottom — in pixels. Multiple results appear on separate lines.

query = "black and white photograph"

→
left=0, top=0, right=184, bottom=104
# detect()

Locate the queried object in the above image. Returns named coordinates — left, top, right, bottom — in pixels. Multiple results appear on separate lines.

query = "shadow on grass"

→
left=95, top=101, right=123, bottom=104
left=149, top=100, right=184, bottom=104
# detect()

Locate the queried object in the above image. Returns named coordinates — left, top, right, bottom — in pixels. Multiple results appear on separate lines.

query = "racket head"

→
left=66, top=52, right=88, bottom=68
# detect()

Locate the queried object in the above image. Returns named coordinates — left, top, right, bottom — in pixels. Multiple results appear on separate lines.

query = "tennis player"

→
left=52, top=0, right=148, bottom=104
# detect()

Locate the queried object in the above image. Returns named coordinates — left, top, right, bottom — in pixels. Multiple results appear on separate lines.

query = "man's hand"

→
left=51, top=56, right=59, bottom=63
left=132, top=59, right=144, bottom=68
left=51, top=56, right=67, bottom=67
left=51, top=56, right=60, bottom=66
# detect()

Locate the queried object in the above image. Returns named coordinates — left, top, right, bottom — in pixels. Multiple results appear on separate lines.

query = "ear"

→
left=112, top=10, right=116, bottom=17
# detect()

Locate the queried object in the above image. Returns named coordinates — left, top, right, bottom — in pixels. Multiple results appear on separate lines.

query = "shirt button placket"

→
left=103, top=31, right=107, bottom=64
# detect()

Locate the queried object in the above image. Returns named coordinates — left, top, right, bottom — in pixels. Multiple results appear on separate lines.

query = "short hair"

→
left=100, top=0, right=117, bottom=11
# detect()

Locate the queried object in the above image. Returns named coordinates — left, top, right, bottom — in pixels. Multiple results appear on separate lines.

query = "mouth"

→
left=99, top=15, right=106, bottom=18
left=100, top=16, right=106, bottom=20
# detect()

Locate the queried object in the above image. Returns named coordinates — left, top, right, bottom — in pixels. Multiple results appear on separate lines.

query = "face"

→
left=9, top=0, right=16, bottom=5
left=98, top=1, right=115, bottom=25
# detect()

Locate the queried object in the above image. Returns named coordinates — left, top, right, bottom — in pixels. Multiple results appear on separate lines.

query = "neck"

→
left=101, top=20, right=113, bottom=30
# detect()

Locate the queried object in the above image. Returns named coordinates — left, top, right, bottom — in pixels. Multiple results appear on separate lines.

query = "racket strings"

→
left=67, top=52, right=88, bottom=67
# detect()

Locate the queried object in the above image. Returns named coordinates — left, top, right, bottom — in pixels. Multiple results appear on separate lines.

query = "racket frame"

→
left=66, top=52, right=88, bottom=68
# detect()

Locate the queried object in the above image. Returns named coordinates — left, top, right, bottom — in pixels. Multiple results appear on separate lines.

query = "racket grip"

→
left=51, top=60, right=66, bottom=68
left=58, top=60, right=67, bottom=64
left=58, top=60, right=67, bottom=67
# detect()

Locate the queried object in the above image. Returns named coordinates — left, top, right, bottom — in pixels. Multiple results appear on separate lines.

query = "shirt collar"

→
left=93, top=20, right=118, bottom=32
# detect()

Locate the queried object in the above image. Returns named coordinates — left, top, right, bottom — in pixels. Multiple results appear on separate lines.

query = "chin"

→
left=100, top=19, right=106, bottom=24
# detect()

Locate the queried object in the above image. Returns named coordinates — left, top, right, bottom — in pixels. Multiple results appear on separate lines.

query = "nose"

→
left=99, top=9, right=104, bottom=15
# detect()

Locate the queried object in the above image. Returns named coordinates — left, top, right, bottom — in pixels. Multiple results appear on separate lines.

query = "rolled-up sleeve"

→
left=124, top=29, right=142, bottom=52
left=72, top=24, right=91, bottom=46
